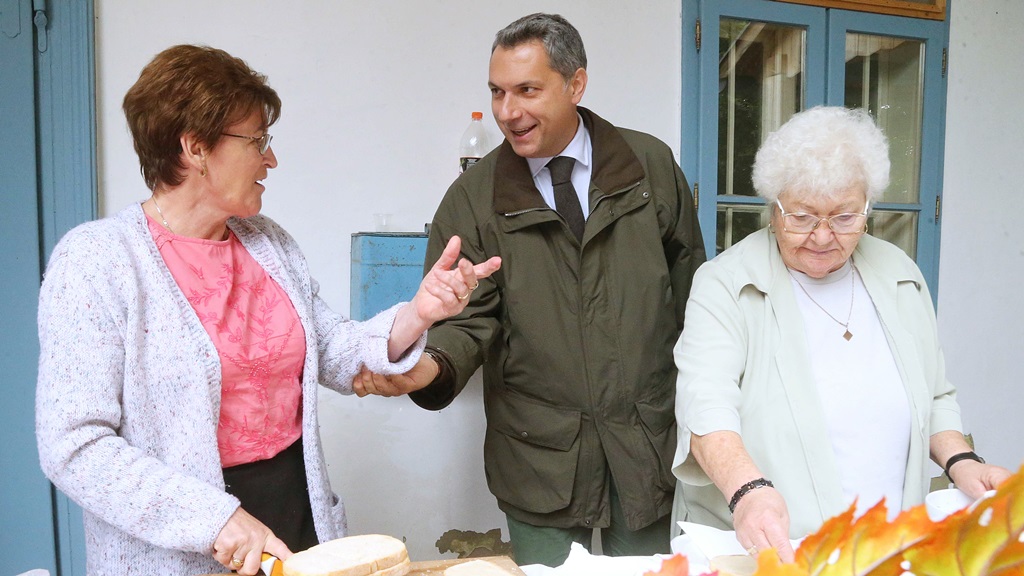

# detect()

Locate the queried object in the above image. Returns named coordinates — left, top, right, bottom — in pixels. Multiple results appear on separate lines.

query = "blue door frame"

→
left=1, top=0, right=96, bottom=573
left=1, top=1, right=56, bottom=570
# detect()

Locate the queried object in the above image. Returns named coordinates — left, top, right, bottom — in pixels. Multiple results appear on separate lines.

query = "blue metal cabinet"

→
left=350, top=233, right=429, bottom=321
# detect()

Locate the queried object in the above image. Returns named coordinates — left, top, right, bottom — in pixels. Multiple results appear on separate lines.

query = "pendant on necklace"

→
left=843, top=329, right=853, bottom=341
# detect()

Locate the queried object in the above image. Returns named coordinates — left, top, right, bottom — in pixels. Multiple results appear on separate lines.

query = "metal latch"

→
left=33, top=0, right=46, bottom=52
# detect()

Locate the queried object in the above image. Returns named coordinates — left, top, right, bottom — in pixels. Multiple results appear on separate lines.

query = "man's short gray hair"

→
left=492, top=13, right=587, bottom=84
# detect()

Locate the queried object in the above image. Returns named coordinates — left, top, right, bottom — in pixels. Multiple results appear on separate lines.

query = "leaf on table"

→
left=752, top=548, right=811, bottom=576
left=788, top=498, right=930, bottom=576
left=665, top=465, right=1024, bottom=576
left=841, top=500, right=933, bottom=575
left=903, top=465, right=1024, bottom=576
left=742, top=464, right=1024, bottom=575
left=792, top=502, right=856, bottom=573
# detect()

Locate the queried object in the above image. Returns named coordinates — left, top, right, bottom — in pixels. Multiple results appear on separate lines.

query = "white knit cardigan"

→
left=36, top=203, right=424, bottom=575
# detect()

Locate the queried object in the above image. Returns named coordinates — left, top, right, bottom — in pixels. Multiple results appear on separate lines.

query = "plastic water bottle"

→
left=459, top=111, right=490, bottom=173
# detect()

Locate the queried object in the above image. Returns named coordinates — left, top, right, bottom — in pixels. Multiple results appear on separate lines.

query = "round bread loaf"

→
left=283, top=534, right=410, bottom=576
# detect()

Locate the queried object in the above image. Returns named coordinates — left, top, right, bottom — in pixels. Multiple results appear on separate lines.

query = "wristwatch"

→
left=423, top=349, right=445, bottom=383
left=944, top=451, right=984, bottom=482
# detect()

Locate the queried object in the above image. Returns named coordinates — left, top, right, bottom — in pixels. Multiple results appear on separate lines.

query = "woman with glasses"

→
left=35, top=44, right=500, bottom=576
left=670, top=106, right=1009, bottom=563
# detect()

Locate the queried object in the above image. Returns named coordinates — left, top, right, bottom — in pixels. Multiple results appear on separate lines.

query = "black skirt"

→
left=222, top=437, right=319, bottom=551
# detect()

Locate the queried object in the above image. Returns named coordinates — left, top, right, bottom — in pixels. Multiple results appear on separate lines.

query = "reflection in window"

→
left=846, top=33, right=924, bottom=257
left=716, top=205, right=768, bottom=253
left=868, top=209, right=918, bottom=259
left=717, top=20, right=805, bottom=250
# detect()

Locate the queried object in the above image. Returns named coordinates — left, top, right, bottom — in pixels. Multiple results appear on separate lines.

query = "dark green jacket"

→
left=412, top=108, right=705, bottom=530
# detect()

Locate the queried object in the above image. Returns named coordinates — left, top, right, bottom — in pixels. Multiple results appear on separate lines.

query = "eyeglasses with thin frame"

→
left=775, top=198, right=869, bottom=234
left=221, top=132, right=273, bottom=155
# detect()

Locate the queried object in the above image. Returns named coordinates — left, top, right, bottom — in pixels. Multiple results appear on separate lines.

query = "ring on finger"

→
left=746, top=545, right=758, bottom=556
left=456, top=291, right=470, bottom=301
left=469, top=282, right=480, bottom=291
left=231, top=557, right=244, bottom=567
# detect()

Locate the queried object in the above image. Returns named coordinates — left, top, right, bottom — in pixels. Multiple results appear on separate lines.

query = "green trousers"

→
left=505, top=482, right=671, bottom=567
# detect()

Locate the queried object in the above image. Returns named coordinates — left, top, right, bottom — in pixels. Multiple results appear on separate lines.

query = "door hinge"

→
left=693, top=182, right=699, bottom=210
left=695, top=18, right=702, bottom=51
left=941, top=47, right=947, bottom=78
left=32, top=0, right=46, bottom=53
left=935, top=196, right=941, bottom=221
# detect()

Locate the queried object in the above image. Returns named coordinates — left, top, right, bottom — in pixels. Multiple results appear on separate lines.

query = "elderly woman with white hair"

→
left=670, top=106, right=1010, bottom=562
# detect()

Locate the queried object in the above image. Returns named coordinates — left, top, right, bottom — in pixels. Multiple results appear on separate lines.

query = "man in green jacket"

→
left=356, top=12, right=705, bottom=567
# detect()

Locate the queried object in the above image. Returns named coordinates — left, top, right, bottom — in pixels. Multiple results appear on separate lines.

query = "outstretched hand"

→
left=411, top=235, right=501, bottom=324
left=386, top=235, right=500, bottom=362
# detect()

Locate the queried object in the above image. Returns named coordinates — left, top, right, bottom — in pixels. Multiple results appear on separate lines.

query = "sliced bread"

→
left=283, top=534, right=410, bottom=576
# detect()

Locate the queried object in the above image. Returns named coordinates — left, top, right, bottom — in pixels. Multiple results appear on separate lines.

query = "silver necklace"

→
left=151, top=196, right=174, bottom=233
left=790, top=268, right=855, bottom=341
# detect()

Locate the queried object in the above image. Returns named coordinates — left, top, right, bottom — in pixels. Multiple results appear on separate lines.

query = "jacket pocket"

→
left=484, top=391, right=582, bottom=514
left=636, top=399, right=678, bottom=491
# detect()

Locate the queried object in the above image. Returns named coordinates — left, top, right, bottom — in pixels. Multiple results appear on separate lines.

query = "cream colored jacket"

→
left=671, top=228, right=962, bottom=538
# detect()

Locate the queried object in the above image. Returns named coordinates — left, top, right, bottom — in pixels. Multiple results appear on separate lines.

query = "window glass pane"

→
left=719, top=20, right=806, bottom=199
left=716, top=205, right=768, bottom=253
left=845, top=33, right=924, bottom=205
left=867, top=209, right=918, bottom=258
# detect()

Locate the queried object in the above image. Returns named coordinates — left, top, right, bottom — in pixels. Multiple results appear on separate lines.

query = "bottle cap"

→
left=471, top=111, right=483, bottom=120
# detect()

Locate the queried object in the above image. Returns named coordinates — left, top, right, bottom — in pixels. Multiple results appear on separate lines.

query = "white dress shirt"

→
left=525, top=112, right=593, bottom=219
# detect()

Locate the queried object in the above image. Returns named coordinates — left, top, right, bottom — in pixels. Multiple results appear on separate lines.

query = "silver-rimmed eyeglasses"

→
left=776, top=198, right=869, bottom=234
left=221, top=132, right=273, bottom=154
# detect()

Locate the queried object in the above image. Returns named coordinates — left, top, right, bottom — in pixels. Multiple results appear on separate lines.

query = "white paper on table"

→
left=519, top=542, right=667, bottom=576
left=677, top=521, right=803, bottom=563
left=669, top=533, right=711, bottom=575
left=676, top=522, right=748, bottom=559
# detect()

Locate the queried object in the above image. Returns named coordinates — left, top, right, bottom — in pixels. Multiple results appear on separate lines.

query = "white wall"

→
left=937, top=0, right=1024, bottom=474
left=95, top=0, right=681, bottom=561
left=94, top=0, right=1023, bottom=560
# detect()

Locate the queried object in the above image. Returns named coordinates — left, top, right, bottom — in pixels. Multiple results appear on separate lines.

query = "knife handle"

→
left=260, top=552, right=283, bottom=576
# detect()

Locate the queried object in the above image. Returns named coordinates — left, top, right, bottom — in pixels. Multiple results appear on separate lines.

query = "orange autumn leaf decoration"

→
left=743, top=464, right=1024, bottom=576
left=644, top=552, right=689, bottom=576
left=843, top=502, right=932, bottom=575
left=672, top=465, right=1024, bottom=576
left=902, top=466, right=1024, bottom=575
left=792, top=502, right=858, bottom=572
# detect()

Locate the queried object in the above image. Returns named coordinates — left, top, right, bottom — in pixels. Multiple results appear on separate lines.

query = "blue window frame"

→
left=682, top=0, right=949, bottom=298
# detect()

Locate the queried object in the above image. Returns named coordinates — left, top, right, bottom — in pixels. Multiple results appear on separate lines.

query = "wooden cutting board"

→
left=408, top=556, right=524, bottom=575
left=199, top=555, right=525, bottom=576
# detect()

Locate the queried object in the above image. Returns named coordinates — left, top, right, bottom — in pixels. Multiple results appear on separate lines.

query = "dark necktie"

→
left=547, top=156, right=585, bottom=242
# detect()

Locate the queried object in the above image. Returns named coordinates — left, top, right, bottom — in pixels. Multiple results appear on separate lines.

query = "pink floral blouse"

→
left=148, top=215, right=305, bottom=468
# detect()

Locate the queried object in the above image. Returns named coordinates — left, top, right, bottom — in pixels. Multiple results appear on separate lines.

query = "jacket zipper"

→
left=503, top=207, right=551, bottom=217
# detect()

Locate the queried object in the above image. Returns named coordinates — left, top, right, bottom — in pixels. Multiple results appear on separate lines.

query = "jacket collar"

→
left=732, top=228, right=920, bottom=299
left=492, top=107, right=645, bottom=214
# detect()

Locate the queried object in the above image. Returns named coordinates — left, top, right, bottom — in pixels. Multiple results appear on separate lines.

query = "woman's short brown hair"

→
left=122, top=44, right=282, bottom=190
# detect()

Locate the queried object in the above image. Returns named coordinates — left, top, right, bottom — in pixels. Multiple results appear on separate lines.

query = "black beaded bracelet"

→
left=728, top=477, right=774, bottom=514
left=944, top=451, right=984, bottom=482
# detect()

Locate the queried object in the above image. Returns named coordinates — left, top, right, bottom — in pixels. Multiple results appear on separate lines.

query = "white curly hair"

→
left=752, top=106, right=890, bottom=205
